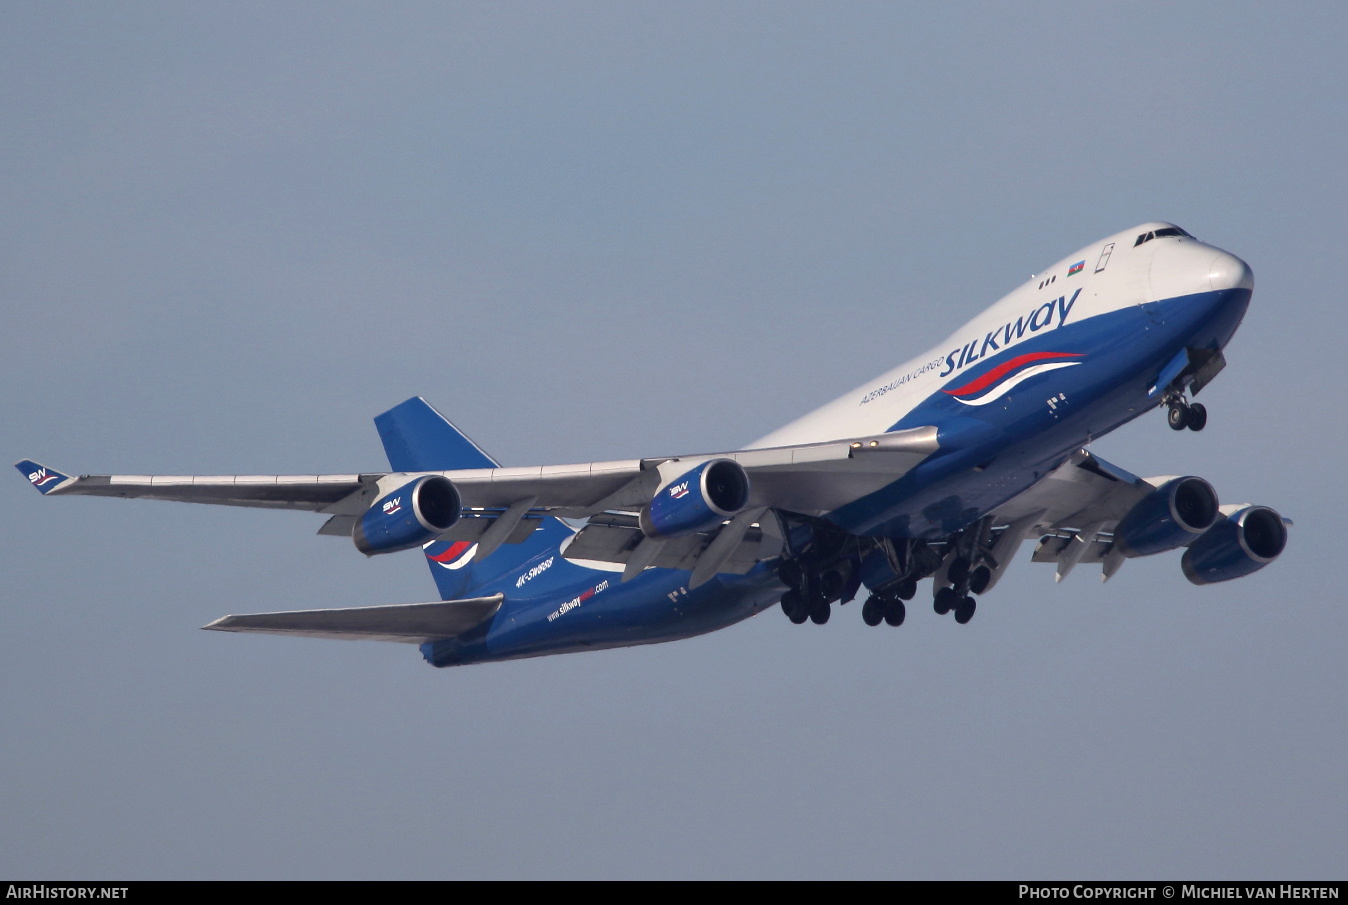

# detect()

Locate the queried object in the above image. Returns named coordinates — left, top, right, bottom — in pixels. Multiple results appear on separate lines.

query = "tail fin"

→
left=374, top=397, right=571, bottom=599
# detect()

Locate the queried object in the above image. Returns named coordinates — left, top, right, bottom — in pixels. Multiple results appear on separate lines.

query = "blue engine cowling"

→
left=1181, top=506, right=1288, bottom=585
left=1113, top=476, right=1220, bottom=557
left=639, top=459, right=751, bottom=539
left=353, top=475, right=462, bottom=555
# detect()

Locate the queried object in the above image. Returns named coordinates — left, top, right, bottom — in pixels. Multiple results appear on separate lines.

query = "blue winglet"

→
left=15, top=460, right=71, bottom=494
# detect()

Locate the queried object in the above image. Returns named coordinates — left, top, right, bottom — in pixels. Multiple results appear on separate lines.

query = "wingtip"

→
left=15, top=460, right=72, bottom=494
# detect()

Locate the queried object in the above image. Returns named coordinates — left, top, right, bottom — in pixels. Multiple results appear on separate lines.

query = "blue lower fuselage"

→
left=423, top=284, right=1251, bottom=667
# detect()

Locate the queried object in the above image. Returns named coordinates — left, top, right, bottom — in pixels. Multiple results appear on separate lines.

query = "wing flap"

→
left=563, top=513, right=778, bottom=575
left=202, top=594, right=504, bottom=643
left=1032, top=533, right=1112, bottom=565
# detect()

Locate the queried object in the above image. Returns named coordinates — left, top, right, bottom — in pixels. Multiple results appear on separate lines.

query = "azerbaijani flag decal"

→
left=1067, top=260, right=1085, bottom=276
left=942, top=351, right=1084, bottom=406
left=424, top=540, right=477, bottom=570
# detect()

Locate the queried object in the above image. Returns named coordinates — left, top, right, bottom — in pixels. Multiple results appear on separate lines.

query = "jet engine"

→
left=1112, top=476, right=1219, bottom=557
left=1181, top=505, right=1287, bottom=585
left=353, top=475, right=461, bottom=555
left=639, top=459, right=750, bottom=538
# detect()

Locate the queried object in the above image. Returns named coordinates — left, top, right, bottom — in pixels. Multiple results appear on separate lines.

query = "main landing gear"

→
left=932, top=551, right=987, bottom=625
left=777, top=554, right=856, bottom=626
left=1164, top=392, right=1207, bottom=432
left=861, top=578, right=915, bottom=627
left=775, top=528, right=995, bottom=629
left=933, top=586, right=977, bottom=624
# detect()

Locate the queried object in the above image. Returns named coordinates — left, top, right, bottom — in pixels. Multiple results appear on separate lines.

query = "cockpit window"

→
left=1135, top=226, right=1193, bottom=247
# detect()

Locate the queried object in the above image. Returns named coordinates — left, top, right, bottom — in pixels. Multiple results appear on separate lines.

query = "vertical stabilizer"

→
left=374, top=397, right=571, bottom=599
left=374, top=397, right=499, bottom=472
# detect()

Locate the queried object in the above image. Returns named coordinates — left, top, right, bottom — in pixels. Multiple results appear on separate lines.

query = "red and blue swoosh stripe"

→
left=425, top=540, right=477, bottom=570
left=943, top=351, right=1084, bottom=406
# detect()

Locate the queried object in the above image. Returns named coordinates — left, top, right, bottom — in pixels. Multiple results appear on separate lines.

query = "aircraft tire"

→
left=810, top=603, right=831, bottom=625
left=884, top=598, right=906, bottom=627
left=969, top=565, right=992, bottom=595
left=954, top=597, right=977, bottom=624
left=1187, top=403, right=1207, bottom=431
left=779, top=559, right=803, bottom=590
left=947, top=557, right=970, bottom=584
left=934, top=586, right=957, bottom=616
left=1168, top=404, right=1189, bottom=430
left=862, top=596, right=885, bottom=626
left=896, top=578, right=917, bottom=600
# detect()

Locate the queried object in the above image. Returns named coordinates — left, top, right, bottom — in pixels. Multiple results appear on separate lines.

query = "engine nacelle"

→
left=353, top=475, right=461, bottom=556
left=1113, top=476, right=1220, bottom=557
left=1181, top=505, right=1288, bottom=585
left=639, top=459, right=750, bottom=539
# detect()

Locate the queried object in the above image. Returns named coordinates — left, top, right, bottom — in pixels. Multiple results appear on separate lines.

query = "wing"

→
left=17, top=428, right=937, bottom=514
left=202, top=594, right=503, bottom=643
left=988, top=449, right=1194, bottom=583
left=16, top=425, right=940, bottom=580
left=14, top=460, right=376, bottom=510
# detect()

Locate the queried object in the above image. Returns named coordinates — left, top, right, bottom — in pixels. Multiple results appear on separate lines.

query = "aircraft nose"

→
left=1207, top=249, right=1254, bottom=292
left=1149, top=239, right=1254, bottom=302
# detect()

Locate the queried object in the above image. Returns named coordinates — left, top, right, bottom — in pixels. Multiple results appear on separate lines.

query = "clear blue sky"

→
left=3, top=2, right=1343, bottom=879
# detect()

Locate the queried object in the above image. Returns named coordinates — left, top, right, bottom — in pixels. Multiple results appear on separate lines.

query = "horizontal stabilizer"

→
left=202, top=594, right=503, bottom=643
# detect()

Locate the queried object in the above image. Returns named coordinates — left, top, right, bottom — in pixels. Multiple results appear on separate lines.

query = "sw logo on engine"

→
left=382, top=497, right=402, bottom=515
left=669, top=481, right=690, bottom=499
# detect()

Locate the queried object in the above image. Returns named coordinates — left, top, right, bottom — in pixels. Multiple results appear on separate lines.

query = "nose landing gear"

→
left=1164, top=393, right=1207, bottom=432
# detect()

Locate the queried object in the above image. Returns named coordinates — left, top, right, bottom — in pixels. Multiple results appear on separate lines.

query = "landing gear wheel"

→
left=884, top=598, right=907, bottom=627
left=968, top=565, right=992, bottom=595
left=819, top=569, right=844, bottom=601
left=947, top=557, right=970, bottom=585
left=809, top=603, right=831, bottom=625
left=778, top=559, right=803, bottom=589
left=862, top=596, right=885, bottom=627
left=954, top=597, right=977, bottom=625
left=934, top=586, right=958, bottom=616
left=1187, top=402, right=1207, bottom=431
left=782, top=591, right=808, bottom=624
left=896, top=577, right=917, bottom=601
left=1168, top=404, right=1189, bottom=431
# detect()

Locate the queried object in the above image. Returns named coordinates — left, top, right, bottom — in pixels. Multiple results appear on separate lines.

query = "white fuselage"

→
left=749, top=222, right=1247, bottom=449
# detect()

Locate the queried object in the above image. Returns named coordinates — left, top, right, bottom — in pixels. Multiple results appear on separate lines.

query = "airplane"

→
left=17, top=221, right=1289, bottom=668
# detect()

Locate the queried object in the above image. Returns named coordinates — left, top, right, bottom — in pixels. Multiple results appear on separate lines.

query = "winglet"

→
left=15, top=460, right=73, bottom=495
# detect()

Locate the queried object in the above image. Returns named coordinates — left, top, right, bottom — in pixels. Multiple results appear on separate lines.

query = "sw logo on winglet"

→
left=14, top=460, right=69, bottom=494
